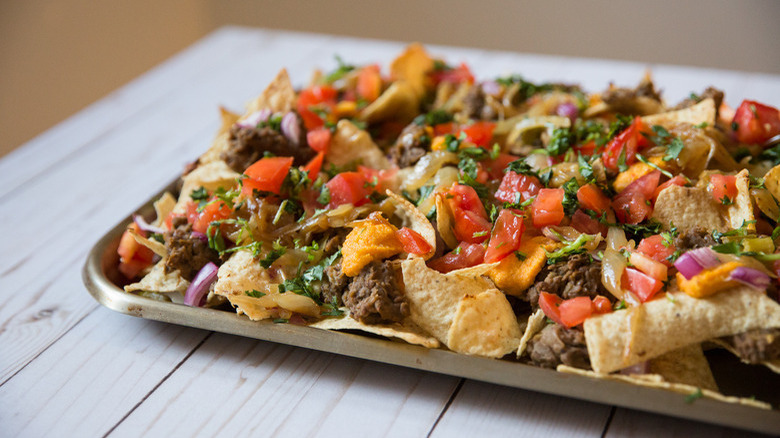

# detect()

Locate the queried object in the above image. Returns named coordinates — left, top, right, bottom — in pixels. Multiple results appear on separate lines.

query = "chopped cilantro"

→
left=684, top=388, right=703, bottom=404
left=561, top=178, right=581, bottom=216
left=613, top=300, right=627, bottom=310
left=190, top=186, right=209, bottom=202
left=413, top=109, right=453, bottom=127
left=546, top=127, right=574, bottom=156
left=324, top=55, right=355, bottom=83
left=245, top=290, right=266, bottom=298
left=515, top=251, right=527, bottom=261
left=577, top=153, right=594, bottom=182
left=616, top=146, right=629, bottom=172
left=317, top=186, right=331, bottom=205
left=545, top=234, right=595, bottom=264
left=259, top=240, right=286, bottom=268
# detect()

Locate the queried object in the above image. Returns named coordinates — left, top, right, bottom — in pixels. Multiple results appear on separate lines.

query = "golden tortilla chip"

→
left=309, top=312, right=440, bottom=349
left=152, top=192, right=177, bottom=228
left=198, top=107, right=240, bottom=165
left=360, top=81, right=420, bottom=125
left=583, top=288, right=780, bottom=374
left=124, top=260, right=189, bottom=299
left=173, top=160, right=240, bottom=215
left=389, top=43, right=433, bottom=99
left=751, top=187, right=780, bottom=223
left=385, top=190, right=436, bottom=259
left=401, top=257, right=494, bottom=343
left=517, top=309, right=546, bottom=358
left=557, top=364, right=770, bottom=409
left=762, top=163, right=780, bottom=204
left=652, top=185, right=727, bottom=231
left=725, top=169, right=755, bottom=231
left=435, top=192, right=458, bottom=249
left=669, top=123, right=717, bottom=178
left=245, top=68, right=297, bottom=115
left=446, top=288, right=522, bottom=358
left=710, top=338, right=780, bottom=374
left=326, top=119, right=391, bottom=170
left=642, top=98, right=716, bottom=128
left=128, top=228, right=166, bottom=258
left=646, top=343, right=717, bottom=391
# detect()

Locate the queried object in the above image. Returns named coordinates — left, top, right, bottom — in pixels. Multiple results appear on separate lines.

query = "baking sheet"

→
left=83, top=185, right=780, bottom=435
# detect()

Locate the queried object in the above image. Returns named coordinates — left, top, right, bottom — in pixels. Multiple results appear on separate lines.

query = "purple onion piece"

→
left=280, top=112, right=301, bottom=145
left=133, top=214, right=166, bottom=235
left=237, top=109, right=271, bottom=129
left=728, top=266, right=771, bottom=290
left=190, top=231, right=207, bottom=242
left=619, top=361, right=650, bottom=375
left=674, top=247, right=720, bottom=280
left=481, top=80, right=501, bottom=96
left=555, top=102, right=579, bottom=123
left=184, top=262, right=219, bottom=307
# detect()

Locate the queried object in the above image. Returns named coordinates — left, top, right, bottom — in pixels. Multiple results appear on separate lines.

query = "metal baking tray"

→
left=83, top=183, right=780, bottom=435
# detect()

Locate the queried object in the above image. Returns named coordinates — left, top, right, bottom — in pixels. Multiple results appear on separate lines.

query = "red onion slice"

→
left=237, top=109, right=271, bottom=129
left=674, top=247, right=720, bottom=279
left=728, top=266, right=771, bottom=290
left=280, top=112, right=301, bottom=145
left=133, top=214, right=166, bottom=235
left=555, top=102, right=579, bottom=123
left=184, top=262, right=218, bottom=307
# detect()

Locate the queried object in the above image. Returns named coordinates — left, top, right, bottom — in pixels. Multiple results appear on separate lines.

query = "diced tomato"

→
left=356, top=64, right=382, bottom=102
left=427, top=242, right=486, bottom=273
left=445, top=184, right=491, bottom=243
left=636, top=234, right=677, bottom=267
left=433, top=122, right=455, bottom=136
left=297, top=85, right=338, bottom=130
left=601, top=116, right=652, bottom=171
left=623, top=267, right=664, bottom=302
left=325, top=171, right=370, bottom=207
left=484, top=209, right=525, bottom=263
left=592, top=296, right=612, bottom=314
left=494, top=170, right=542, bottom=204
left=429, top=62, right=475, bottom=86
left=484, top=153, right=517, bottom=180
left=558, top=296, right=596, bottom=328
left=396, top=227, right=432, bottom=256
left=242, top=156, right=294, bottom=195
left=708, top=174, right=738, bottom=205
left=732, top=100, right=780, bottom=144
left=573, top=140, right=597, bottom=156
left=192, top=200, right=233, bottom=234
left=531, top=188, right=565, bottom=228
left=306, top=127, right=331, bottom=153
left=302, top=152, right=325, bottom=177
left=117, top=223, right=152, bottom=265
left=612, top=170, right=660, bottom=224
left=357, top=165, right=398, bottom=193
left=628, top=251, right=668, bottom=282
left=577, top=183, right=611, bottom=214
left=571, top=209, right=607, bottom=236
left=538, top=292, right=564, bottom=325
left=652, top=175, right=687, bottom=201
left=459, top=121, right=496, bottom=148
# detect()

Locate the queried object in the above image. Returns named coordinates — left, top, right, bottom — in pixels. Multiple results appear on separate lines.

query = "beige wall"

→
left=2, top=0, right=779, bottom=157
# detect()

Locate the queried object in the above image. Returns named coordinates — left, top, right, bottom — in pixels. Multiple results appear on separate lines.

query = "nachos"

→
left=117, top=45, right=780, bottom=407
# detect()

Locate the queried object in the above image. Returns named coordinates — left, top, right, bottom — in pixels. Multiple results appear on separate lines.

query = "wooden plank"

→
left=0, top=308, right=208, bottom=437
left=429, top=379, right=611, bottom=437
left=604, top=407, right=770, bottom=438
left=108, top=332, right=459, bottom=437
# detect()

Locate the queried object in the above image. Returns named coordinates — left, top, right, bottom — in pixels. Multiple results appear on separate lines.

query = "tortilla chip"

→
left=517, top=309, right=546, bottom=358
left=488, top=236, right=558, bottom=296
left=583, top=288, right=780, bottom=374
left=725, top=169, right=755, bottom=231
left=198, top=107, right=240, bottom=165
left=128, top=228, right=166, bottom=258
left=360, top=81, right=420, bottom=125
left=173, top=160, right=240, bottom=215
left=762, top=163, right=780, bottom=203
left=446, top=288, right=522, bottom=358
left=389, top=43, right=433, bottom=99
left=401, top=257, right=497, bottom=345
left=326, top=119, right=391, bottom=170
left=152, top=192, right=177, bottom=228
left=309, top=312, right=440, bottom=348
left=642, top=98, right=716, bottom=128
left=385, top=190, right=436, bottom=259
left=557, top=365, right=771, bottom=410
left=213, top=250, right=276, bottom=298
left=435, top=192, right=458, bottom=249
left=751, top=187, right=780, bottom=223
left=245, top=68, right=297, bottom=115
left=646, top=343, right=718, bottom=391
left=652, top=185, right=727, bottom=231
left=124, top=260, right=189, bottom=299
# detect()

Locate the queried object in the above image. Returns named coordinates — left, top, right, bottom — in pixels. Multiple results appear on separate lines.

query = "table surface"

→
left=2, top=26, right=779, bottom=438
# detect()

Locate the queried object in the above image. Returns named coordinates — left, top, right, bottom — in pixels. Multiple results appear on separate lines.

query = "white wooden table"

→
left=1, top=27, right=778, bottom=437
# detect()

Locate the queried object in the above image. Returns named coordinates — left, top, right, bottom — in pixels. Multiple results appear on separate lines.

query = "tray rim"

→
left=82, top=184, right=780, bottom=435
